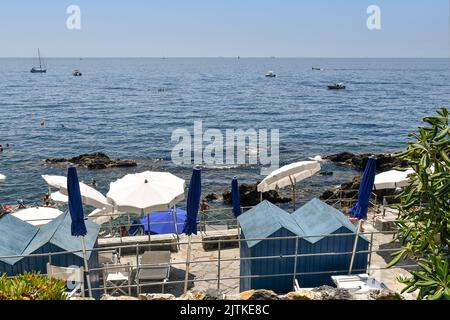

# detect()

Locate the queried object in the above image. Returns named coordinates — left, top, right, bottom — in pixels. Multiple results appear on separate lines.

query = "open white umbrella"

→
left=106, top=171, right=185, bottom=214
left=374, top=169, right=415, bottom=190
left=257, top=161, right=321, bottom=210
left=12, top=207, right=63, bottom=226
left=107, top=171, right=185, bottom=241
left=50, top=191, right=68, bottom=204
left=42, top=175, right=110, bottom=209
left=0, top=174, right=6, bottom=183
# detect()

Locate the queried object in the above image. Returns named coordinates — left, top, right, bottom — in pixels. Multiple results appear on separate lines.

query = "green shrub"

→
left=389, top=107, right=450, bottom=300
left=0, top=272, right=67, bottom=300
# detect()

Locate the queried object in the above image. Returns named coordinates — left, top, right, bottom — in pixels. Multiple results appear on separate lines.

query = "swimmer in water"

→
left=40, top=120, right=45, bottom=127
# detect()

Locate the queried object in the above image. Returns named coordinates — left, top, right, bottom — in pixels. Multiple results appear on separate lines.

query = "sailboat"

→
left=30, top=49, right=47, bottom=73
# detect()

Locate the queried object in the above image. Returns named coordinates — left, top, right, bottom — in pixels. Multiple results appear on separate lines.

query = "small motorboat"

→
left=73, top=70, right=82, bottom=76
left=265, top=70, right=276, bottom=78
left=328, top=83, right=346, bottom=90
left=312, top=67, right=324, bottom=71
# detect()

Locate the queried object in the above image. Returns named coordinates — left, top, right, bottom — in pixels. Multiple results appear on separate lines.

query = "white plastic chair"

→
left=46, top=263, right=85, bottom=298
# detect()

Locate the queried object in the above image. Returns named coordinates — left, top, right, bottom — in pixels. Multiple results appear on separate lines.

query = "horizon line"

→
left=1, top=56, right=449, bottom=59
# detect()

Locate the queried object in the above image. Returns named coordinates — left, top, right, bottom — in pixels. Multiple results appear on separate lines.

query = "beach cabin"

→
left=238, top=201, right=302, bottom=293
left=238, top=199, right=370, bottom=293
left=0, top=213, right=100, bottom=296
left=291, top=198, right=369, bottom=288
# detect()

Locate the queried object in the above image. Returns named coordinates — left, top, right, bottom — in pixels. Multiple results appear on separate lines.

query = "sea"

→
left=0, top=58, right=449, bottom=214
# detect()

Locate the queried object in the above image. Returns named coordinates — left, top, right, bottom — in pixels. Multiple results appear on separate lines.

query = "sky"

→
left=0, top=0, right=449, bottom=58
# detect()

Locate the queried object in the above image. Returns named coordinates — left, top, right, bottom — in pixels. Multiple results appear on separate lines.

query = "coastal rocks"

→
left=138, top=293, right=176, bottom=300
left=222, top=183, right=291, bottom=207
left=282, top=290, right=315, bottom=300
left=180, top=290, right=208, bottom=300
left=239, top=289, right=280, bottom=300
left=69, top=297, right=95, bottom=300
left=311, top=286, right=353, bottom=300
left=325, top=152, right=408, bottom=171
left=45, top=152, right=137, bottom=169
left=100, top=294, right=138, bottom=300
left=367, top=289, right=403, bottom=300
left=320, top=176, right=361, bottom=202
left=205, top=193, right=219, bottom=202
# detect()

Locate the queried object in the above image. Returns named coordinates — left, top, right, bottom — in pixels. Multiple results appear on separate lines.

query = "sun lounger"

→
left=135, top=251, right=171, bottom=293
left=201, top=226, right=240, bottom=251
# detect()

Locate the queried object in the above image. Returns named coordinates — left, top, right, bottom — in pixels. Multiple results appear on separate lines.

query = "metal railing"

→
left=0, top=228, right=413, bottom=297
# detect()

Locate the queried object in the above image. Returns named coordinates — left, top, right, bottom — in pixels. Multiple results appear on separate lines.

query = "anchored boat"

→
left=328, top=83, right=346, bottom=90
left=30, top=49, right=47, bottom=73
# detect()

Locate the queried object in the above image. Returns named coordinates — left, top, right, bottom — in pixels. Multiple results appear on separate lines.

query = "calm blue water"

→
left=0, top=58, right=449, bottom=208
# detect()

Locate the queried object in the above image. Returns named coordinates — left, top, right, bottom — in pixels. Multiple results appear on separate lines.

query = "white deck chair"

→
left=103, top=262, right=132, bottom=296
left=46, top=263, right=85, bottom=298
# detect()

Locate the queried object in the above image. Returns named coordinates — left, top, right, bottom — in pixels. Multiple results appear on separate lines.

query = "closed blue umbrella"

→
left=67, top=166, right=87, bottom=236
left=67, top=166, right=92, bottom=297
left=349, top=156, right=377, bottom=220
left=183, top=167, right=202, bottom=235
left=183, top=167, right=201, bottom=292
left=231, top=177, right=241, bottom=217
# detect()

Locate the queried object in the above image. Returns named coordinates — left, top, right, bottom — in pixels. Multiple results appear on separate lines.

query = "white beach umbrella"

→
left=374, top=169, right=415, bottom=190
left=106, top=171, right=185, bottom=214
left=257, top=161, right=321, bottom=210
left=12, top=207, right=63, bottom=226
left=87, top=207, right=121, bottom=225
left=42, top=175, right=110, bottom=209
left=50, top=191, right=68, bottom=204
left=0, top=174, right=6, bottom=183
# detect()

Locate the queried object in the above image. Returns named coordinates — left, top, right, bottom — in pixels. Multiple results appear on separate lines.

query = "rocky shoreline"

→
left=324, top=152, right=408, bottom=171
left=74, top=287, right=403, bottom=300
left=45, top=152, right=137, bottom=170
left=320, top=152, right=409, bottom=204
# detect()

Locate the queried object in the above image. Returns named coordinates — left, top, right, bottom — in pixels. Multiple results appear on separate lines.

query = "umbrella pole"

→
left=348, top=219, right=362, bottom=275
left=173, top=205, right=180, bottom=248
left=80, top=236, right=93, bottom=298
left=289, top=177, right=296, bottom=212
left=146, top=210, right=151, bottom=244
left=184, top=235, right=192, bottom=293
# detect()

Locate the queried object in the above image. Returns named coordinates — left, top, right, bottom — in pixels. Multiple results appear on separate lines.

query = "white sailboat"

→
left=30, top=49, right=47, bottom=73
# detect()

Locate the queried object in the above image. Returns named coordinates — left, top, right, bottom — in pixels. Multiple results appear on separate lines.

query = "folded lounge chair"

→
left=135, top=251, right=171, bottom=293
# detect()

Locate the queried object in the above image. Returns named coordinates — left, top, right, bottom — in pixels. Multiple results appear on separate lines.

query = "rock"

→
left=180, top=290, right=207, bottom=300
left=69, top=297, right=95, bottom=300
left=138, top=293, right=175, bottom=300
left=223, top=294, right=242, bottom=300
left=203, top=289, right=223, bottom=300
left=311, top=286, right=353, bottom=300
left=368, top=289, right=403, bottom=300
left=205, top=193, right=219, bottom=201
left=100, top=294, right=138, bottom=300
left=318, top=171, right=334, bottom=176
left=325, top=152, right=408, bottom=172
left=45, top=152, right=137, bottom=170
left=283, top=290, right=316, bottom=300
left=223, top=183, right=291, bottom=207
left=240, top=289, right=280, bottom=300
left=139, top=293, right=176, bottom=300
left=320, top=174, right=401, bottom=205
